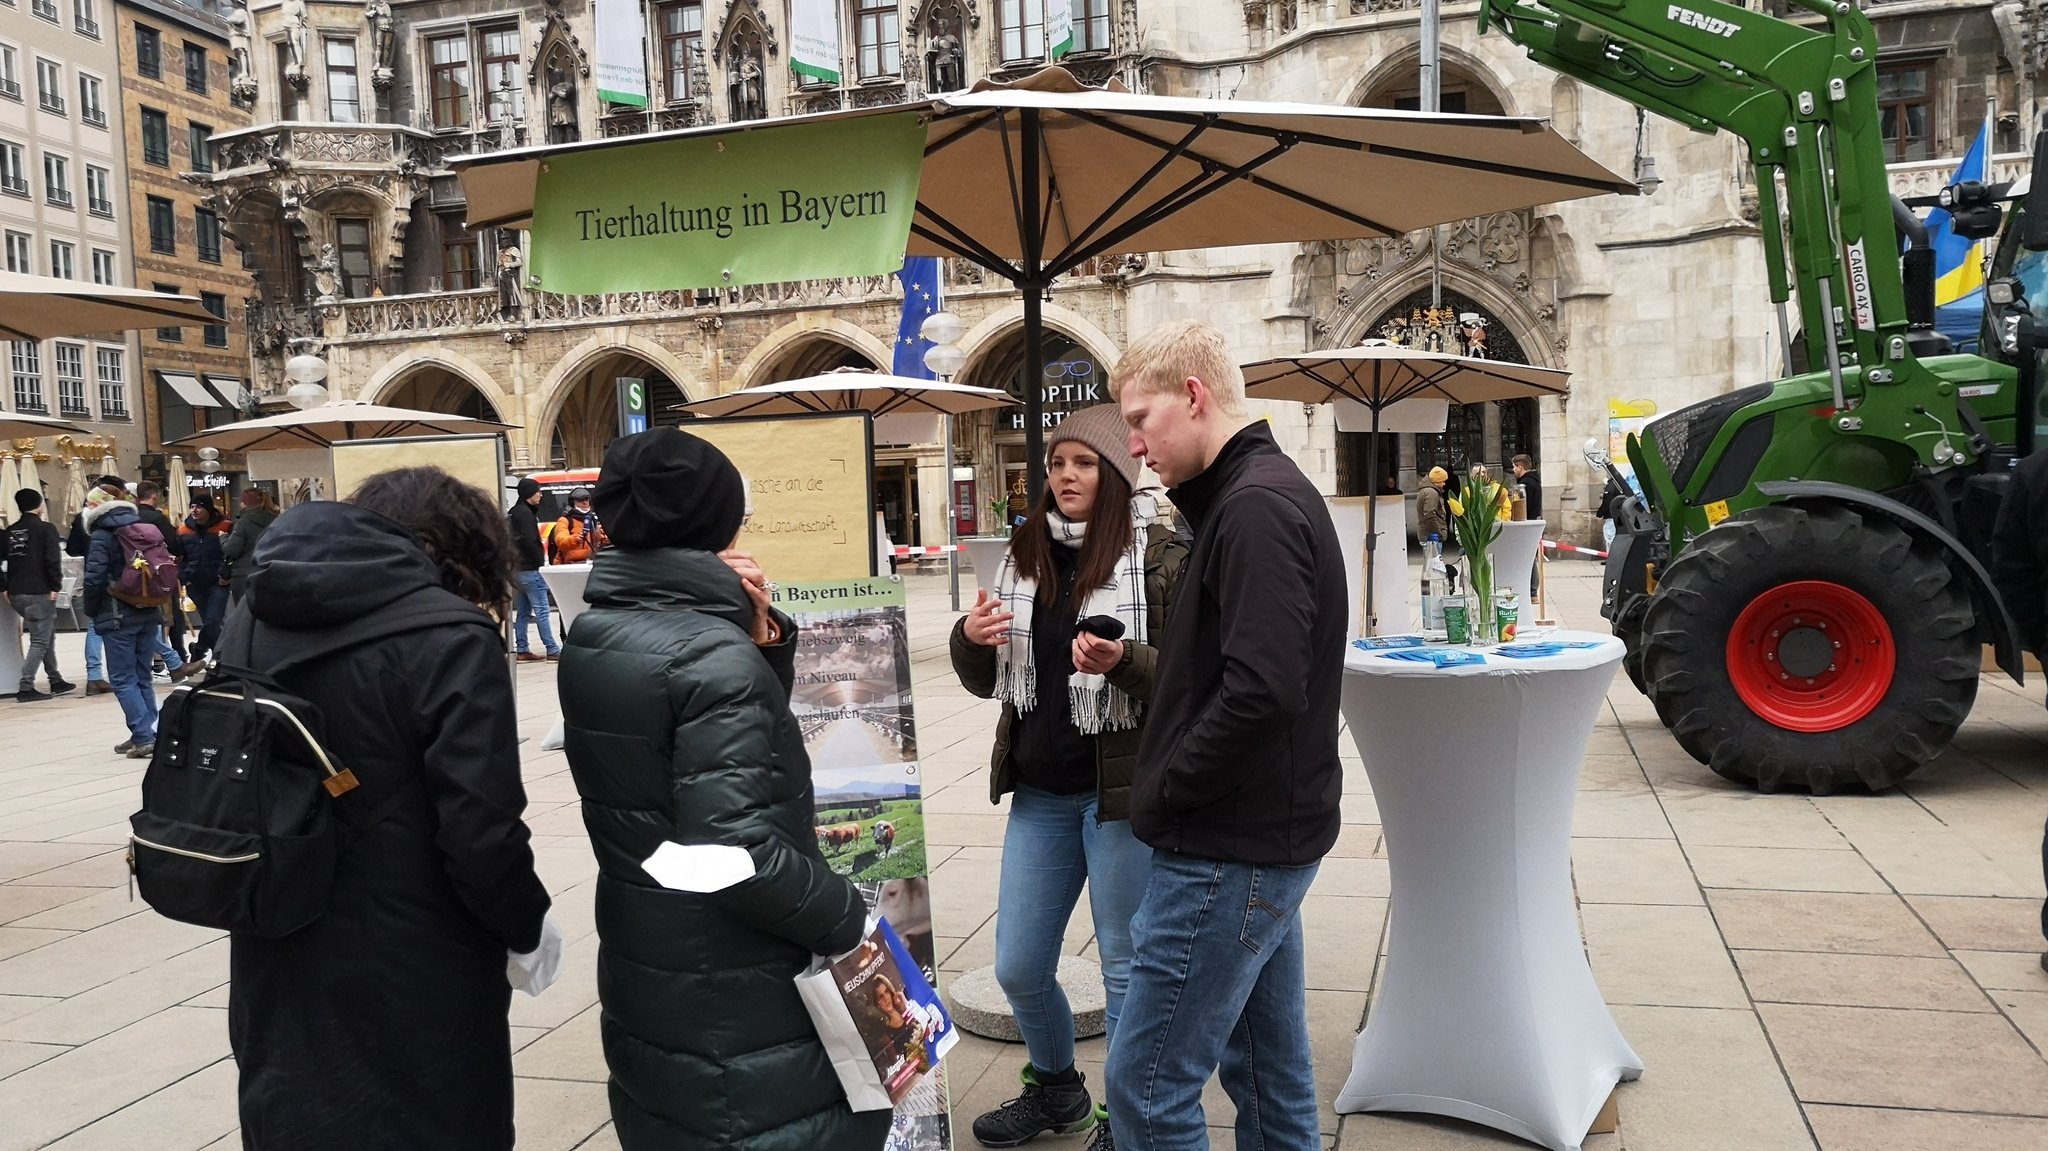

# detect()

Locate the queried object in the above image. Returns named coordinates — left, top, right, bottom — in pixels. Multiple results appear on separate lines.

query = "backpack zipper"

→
left=130, top=834, right=260, bottom=865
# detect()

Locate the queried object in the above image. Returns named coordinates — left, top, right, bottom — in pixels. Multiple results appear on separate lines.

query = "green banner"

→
left=527, top=112, right=925, bottom=294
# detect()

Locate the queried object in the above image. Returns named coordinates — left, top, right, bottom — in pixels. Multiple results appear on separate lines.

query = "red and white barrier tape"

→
left=1542, top=539, right=1609, bottom=559
left=891, top=545, right=964, bottom=557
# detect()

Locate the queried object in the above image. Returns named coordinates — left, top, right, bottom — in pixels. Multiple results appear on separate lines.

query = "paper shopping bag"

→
left=794, top=917, right=959, bottom=1112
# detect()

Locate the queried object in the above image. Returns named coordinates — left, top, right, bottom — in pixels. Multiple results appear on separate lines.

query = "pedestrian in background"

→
left=80, top=487, right=167, bottom=757
left=1106, top=320, right=1347, bottom=1151
left=67, top=474, right=129, bottom=695
left=507, top=477, right=561, bottom=661
left=224, top=468, right=558, bottom=1150
left=133, top=482, right=199, bottom=682
left=1989, top=450, right=2048, bottom=973
left=951, top=405, right=1184, bottom=1151
left=178, top=497, right=233, bottom=662
left=558, top=430, right=887, bottom=1151
left=1512, top=453, right=1543, bottom=522
left=220, top=486, right=281, bottom=601
left=1417, top=466, right=1450, bottom=549
left=6, top=488, right=74, bottom=702
left=548, top=486, right=608, bottom=564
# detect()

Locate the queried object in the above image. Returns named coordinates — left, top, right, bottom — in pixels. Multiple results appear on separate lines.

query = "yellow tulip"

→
left=1446, top=496, right=1465, bottom=517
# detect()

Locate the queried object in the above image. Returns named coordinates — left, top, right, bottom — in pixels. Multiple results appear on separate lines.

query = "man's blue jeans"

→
left=1107, top=852, right=1321, bottom=1151
left=513, top=570, right=559, bottom=655
left=994, top=785, right=1153, bottom=1075
left=102, top=620, right=160, bottom=745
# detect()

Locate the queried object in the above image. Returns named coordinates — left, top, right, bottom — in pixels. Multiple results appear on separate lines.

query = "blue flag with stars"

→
left=895, top=256, right=942, bottom=379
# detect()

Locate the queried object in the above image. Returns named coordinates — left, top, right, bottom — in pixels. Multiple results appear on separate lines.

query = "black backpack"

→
left=128, top=592, right=497, bottom=938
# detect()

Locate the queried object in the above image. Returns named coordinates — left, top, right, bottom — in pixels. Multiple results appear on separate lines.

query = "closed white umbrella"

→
left=62, top=455, right=87, bottom=529
left=166, top=453, right=189, bottom=519
left=0, top=453, right=20, bottom=526
left=17, top=452, right=42, bottom=520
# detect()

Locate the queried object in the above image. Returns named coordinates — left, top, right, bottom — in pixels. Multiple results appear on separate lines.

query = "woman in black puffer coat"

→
left=558, top=429, right=886, bottom=1151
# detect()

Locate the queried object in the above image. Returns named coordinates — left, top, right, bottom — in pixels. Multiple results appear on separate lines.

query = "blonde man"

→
left=1105, top=319, right=1345, bottom=1151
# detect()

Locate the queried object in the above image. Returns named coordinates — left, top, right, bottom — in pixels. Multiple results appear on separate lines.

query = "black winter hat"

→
left=95, top=473, right=129, bottom=492
left=13, top=488, right=41, bottom=513
left=593, top=429, right=745, bottom=552
left=516, top=477, right=541, bottom=500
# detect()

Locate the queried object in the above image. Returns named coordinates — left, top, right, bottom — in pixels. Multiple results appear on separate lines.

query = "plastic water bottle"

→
left=1421, top=535, right=1449, bottom=642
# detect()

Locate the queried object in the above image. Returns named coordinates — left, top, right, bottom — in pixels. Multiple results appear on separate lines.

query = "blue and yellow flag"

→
left=1928, top=117, right=1992, bottom=350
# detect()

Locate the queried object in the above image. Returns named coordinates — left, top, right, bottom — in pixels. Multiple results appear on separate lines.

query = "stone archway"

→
left=540, top=347, right=694, bottom=470
left=1346, top=43, right=1518, bottom=117
left=363, top=350, right=511, bottom=422
left=730, top=318, right=893, bottom=388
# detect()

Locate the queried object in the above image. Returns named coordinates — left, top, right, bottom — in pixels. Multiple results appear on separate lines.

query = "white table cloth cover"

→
left=1489, top=519, right=1546, bottom=608
left=0, top=595, right=22, bottom=689
left=537, top=563, right=593, bottom=752
left=1335, top=631, right=1641, bottom=1151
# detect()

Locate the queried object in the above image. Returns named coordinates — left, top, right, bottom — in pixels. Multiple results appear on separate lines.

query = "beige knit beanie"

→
left=1047, top=405, right=1143, bottom=493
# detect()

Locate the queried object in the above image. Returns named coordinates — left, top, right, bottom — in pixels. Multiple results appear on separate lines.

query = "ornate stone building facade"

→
left=189, top=0, right=2038, bottom=543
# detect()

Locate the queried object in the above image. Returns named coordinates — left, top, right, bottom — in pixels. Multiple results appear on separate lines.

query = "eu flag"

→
left=895, top=256, right=942, bottom=379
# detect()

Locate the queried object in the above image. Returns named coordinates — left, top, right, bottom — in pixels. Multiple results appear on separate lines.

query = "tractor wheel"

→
left=1614, top=596, right=1651, bottom=696
left=1637, top=503, right=1978, bottom=793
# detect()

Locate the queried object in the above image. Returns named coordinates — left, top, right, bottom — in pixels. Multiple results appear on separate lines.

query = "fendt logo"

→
left=1669, top=5, right=1741, bottom=37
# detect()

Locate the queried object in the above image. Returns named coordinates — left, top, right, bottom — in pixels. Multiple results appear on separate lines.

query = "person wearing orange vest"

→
left=548, top=487, right=609, bottom=564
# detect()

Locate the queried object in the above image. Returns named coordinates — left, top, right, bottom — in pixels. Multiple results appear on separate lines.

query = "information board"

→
left=688, top=412, right=878, bottom=581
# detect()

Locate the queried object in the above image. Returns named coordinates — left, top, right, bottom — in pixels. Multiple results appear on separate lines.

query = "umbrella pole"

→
left=1364, top=405, right=1382, bottom=635
left=1020, top=107, right=1048, bottom=508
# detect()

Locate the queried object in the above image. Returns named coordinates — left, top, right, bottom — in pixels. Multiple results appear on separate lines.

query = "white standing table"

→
left=0, top=596, right=22, bottom=688
left=1335, top=631, right=1641, bottom=1151
left=536, top=563, right=593, bottom=751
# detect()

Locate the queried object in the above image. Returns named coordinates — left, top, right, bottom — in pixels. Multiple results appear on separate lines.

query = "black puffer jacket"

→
left=558, top=547, right=887, bottom=1151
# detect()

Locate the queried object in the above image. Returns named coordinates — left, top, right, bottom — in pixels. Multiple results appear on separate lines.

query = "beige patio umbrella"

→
left=166, top=453, right=189, bottom=519
left=0, top=453, right=20, bottom=526
left=0, top=270, right=218, bottom=341
left=0, top=410, right=95, bottom=439
left=62, top=455, right=87, bottom=529
left=17, top=451, right=41, bottom=520
left=167, top=400, right=518, bottom=452
left=675, top=372, right=1018, bottom=418
left=452, top=66, right=1633, bottom=500
left=1243, top=345, right=1572, bottom=629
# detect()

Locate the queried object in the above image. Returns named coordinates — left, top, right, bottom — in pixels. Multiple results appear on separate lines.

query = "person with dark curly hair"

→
left=220, top=466, right=557, bottom=1150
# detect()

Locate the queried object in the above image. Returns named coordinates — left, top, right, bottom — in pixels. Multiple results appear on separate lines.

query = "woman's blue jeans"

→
left=993, top=784, right=1154, bottom=1075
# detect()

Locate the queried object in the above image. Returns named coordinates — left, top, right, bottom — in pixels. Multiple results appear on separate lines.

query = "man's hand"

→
left=1072, top=632, right=1124, bottom=676
left=963, top=587, right=1014, bottom=647
left=718, top=549, right=780, bottom=646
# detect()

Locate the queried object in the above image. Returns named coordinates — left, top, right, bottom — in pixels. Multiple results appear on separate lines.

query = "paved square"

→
left=1, top=564, right=2043, bottom=1149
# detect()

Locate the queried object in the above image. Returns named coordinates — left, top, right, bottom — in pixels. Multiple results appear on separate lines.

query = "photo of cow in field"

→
left=872, top=820, right=897, bottom=857
left=811, top=798, right=925, bottom=880
left=816, top=822, right=862, bottom=851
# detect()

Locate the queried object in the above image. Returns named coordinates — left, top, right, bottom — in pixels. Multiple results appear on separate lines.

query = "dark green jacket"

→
left=949, top=521, right=1188, bottom=822
left=559, top=548, right=887, bottom=1151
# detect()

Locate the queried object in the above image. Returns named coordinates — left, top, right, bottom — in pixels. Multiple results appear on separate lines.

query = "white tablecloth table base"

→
left=0, top=596, right=22, bottom=690
left=1335, top=633, right=1641, bottom=1151
left=536, top=563, right=593, bottom=752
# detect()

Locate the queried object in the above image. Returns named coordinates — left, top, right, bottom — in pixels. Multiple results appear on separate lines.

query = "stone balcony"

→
left=206, top=120, right=533, bottom=182
left=1886, top=151, right=2031, bottom=200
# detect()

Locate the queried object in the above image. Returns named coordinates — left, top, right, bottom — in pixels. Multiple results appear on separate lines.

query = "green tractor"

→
left=1479, top=0, right=2044, bottom=790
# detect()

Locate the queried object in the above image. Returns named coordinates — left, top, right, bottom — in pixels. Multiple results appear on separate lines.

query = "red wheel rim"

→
left=1726, top=580, right=1896, bottom=733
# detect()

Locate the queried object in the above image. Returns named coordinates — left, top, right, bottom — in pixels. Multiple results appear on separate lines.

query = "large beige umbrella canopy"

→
left=0, top=411, right=94, bottom=439
left=166, top=400, right=518, bottom=452
left=453, top=67, right=1632, bottom=500
left=1243, top=345, right=1572, bottom=627
left=676, top=372, right=1019, bottom=418
left=0, top=271, right=218, bottom=341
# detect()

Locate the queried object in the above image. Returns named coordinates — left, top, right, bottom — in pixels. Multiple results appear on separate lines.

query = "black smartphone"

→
left=1076, top=615, right=1126, bottom=642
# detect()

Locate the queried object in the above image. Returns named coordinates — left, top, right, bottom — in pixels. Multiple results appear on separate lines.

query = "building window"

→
left=153, top=282, right=182, bottom=340
left=441, top=222, right=479, bottom=290
left=0, top=141, right=25, bottom=196
left=428, top=35, right=471, bottom=129
left=196, top=207, right=222, bottom=263
left=141, top=108, right=169, bottom=165
left=73, top=0, right=98, bottom=38
left=48, top=239, right=73, bottom=279
left=85, top=163, right=111, bottom=216
left=336, top=216, right=373, bottom=297
left=43, top=152, right=69, bottom=206
left=1000, top=0, right=1047, bottom=63
left=1878, top=63, right=1932, bottom=163
left=12, top=342, right=44, bottom=413
left=185, top=41, right=207, bottom=94
left=78, top=73, right=104, bottom=126
left=0, top=45, right=18, bottom=100
left=188, top=123, right=213, bottom=173
left=201, top=291, right=227, bottom=347
left=1075, top=0, right=1111, bottom=53
left=481, top=25, right=523, bottom=121
left=96, top=346, right=127, bottom=418
left=90, top=247, right=114, bottom=284
left=148, top=196, right=175, bottom=254
left=4, top=231, right=30, bottom=272
left=855, top=0, right=900, bottom=79
left=54, top=342, right=86, bottom=417
left=36, top=58, right=64, bottom=114
left=659, top=3, right=702, bottom=102
left=136, top=24, right=161, bottom=79
left=31, top=0, right=55, bottom=21
left=325, top=38, right=360, bottom=123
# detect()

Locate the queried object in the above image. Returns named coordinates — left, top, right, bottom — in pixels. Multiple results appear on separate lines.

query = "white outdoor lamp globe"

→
left=284, top=353, right=330, bottom=409
left=920, top=310, right=966, bottom=348
left=923, top=343, right=966, bottom=377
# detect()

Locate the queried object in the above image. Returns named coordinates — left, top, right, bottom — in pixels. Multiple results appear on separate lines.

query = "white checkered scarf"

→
left=993, top=494, right=1154, bottom=734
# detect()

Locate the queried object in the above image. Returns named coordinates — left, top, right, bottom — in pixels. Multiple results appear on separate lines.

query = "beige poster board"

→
left=330, top=434, right=506, bottom=502
left=688, top=412, right=877, bottom=582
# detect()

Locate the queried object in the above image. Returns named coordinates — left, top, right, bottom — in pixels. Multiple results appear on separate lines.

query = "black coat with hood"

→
left=80, top=500, right=165, bottom=632
left=222, top=502, right=552, bottom=1151
left=559, top=545, right=886, bottom=1151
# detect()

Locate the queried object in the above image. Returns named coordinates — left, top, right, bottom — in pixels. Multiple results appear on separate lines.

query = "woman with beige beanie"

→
left=950, top=404, right=1185, bottom=1151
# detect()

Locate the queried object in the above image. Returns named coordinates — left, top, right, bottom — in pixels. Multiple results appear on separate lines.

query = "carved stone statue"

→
left=281, top=0, right=310, bottom=89
left=366, top=0, right=397, bottom=91
left=497, top=241, right=524, bottom=320
left=927, top=28, right=965, bottom=93
left=227, top=2, right=255, bottom=100
left=546, top=64, right=580, bottom=143
left=311, top=243, right=339, bottom=306
left=729, top=56, right=765, bottom=121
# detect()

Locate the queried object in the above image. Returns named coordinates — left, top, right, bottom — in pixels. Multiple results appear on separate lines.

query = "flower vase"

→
left=1467, top=561, right=1498, bottom=648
